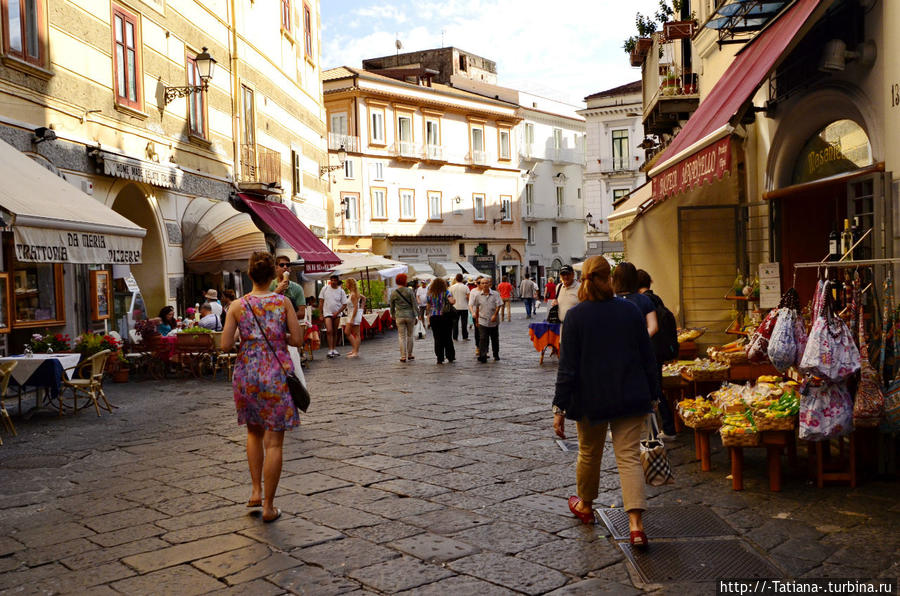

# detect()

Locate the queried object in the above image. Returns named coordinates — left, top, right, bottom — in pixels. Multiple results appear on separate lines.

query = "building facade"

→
left=579, top=82, right=645, bottom=256
left=0, top=0, right=329, bottom=348
left=322, top=57, right=525, bottom=284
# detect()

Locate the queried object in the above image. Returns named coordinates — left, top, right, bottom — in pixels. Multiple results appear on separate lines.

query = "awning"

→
left=431, top=261, right=463, bottom=278
left=458, top=261, right=480, bottom=276
left=306, top=252, right=406, bottom=279
left=182, top=197, right=267, bottom=273
left=405, top=262, right=435, bottom=280
left=649, top=0, right=823, bottom=201
left=239, top=193, right=340, bottom=273
left=608, top=183, right=653, bottom=243
left=0, top=138, right=146, bottom=264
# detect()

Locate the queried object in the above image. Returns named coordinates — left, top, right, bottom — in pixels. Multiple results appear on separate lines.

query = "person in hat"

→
left=318, top=274, right=349, bottom=358
left=555, top=265, right=580, bottom=322
left=205, top=289, right=223, bottom=317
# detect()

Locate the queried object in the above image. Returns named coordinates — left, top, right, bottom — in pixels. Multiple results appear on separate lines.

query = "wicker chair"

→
left=0, top=361, right=18, bottom=444
left=61, top=350, right=113, bottom=417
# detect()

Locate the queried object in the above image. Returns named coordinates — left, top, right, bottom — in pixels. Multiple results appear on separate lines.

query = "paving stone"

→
left=10, top=521, right=95, bottom=548
left=343, top=454, right=411, bottom=471
left=357, top=496, right=444, bottom=520
left=320, top=464, right=397, bottom=485
left=506, top=493, right=572, bottom=516
left=118, top=485, right=194, bottom=506
left=316, top=485, right=392, bottom=507
left=15, top=537, right=97, bottom=567
left=111, top=564, right=225, bottom=595
left=344, top=520, right=426, bottom=544
left=82, top=506, right=168, bottom=534
left=406, top=451, right=478, bottom=469
left=301, top=503, right=386, bottom=530
left=239, top=516, right=343, bottom=550
left=387, top=462, right=448, bottom=481
left=293, top=536, right=398, bottom=574
left=87, top=522, right=167, bottom=548
left=268, top=565, right=361, bottom=595
left=279, top=472, right=353, bottom=495
left=369, top=479, right=451, bottom=499
left=161, top=516, right=258, bottom=544
left=153, top=492, right=233, bottom=517
left=464, top=482, right=533, bottom=503
left=479, top=502, right=579, bottom=533
left=54, top=493, right=136, bottom=517
left=545, top=578, right=642, bottom=595
left=449, top=552, right=568, bottom=595
left=0, top=562, right=69, bottom=590
left=388, top=532, right=480, bottom=562
left=0, top=536, right=25, bottom=556
left=348, top=555, right=453, bottom=593
left=771, top=538, right=838, bottom=563
left=518, top=538, right=623, bottom=575
left=426, top=471, right=496, bottom=491
left=451, top=521, right=556, bottom=555
left=60, top=537, right=169, bottom=570
left=430, top=491, right=494, bottom=511
left=403, top=508, right=492, bottom=535
left=31, top=561, right=136, bottom=593
left=395, top=574, right=518, bottom=595
left=121, top=533, right=256, bottom=573
left=155, top=504, right=250, bottom=531
left=192, top=542, right=273, bottom=578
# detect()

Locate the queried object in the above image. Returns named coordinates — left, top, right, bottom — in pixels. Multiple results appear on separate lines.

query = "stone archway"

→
left=110, top=183, right=167, bottom=313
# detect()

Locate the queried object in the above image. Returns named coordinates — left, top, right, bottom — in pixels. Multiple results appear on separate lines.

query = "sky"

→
left=320, top=0, right=661, bottom=107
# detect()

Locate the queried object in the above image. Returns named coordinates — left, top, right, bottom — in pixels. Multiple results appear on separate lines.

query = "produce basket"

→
left=752, top=413, right=796, bottom=432
left=682, top=367, right=730, bottom=382
left=720, top=429, right=761, bottom=447
left=677, top=327, right=705, bottom=343
left=677, top=398, right=723, bottom=430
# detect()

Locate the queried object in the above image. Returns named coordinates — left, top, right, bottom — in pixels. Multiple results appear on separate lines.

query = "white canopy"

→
left=432, top=261, right=463, bottom=279
left=307, top=252, right=405, bottom=280
left=405, top=262, right=435, bottom=280
left=458, top=261, right=480, bottom=276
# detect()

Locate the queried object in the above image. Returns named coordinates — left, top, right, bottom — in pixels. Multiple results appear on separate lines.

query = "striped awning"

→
left=182, top=197, right=267, bottom=273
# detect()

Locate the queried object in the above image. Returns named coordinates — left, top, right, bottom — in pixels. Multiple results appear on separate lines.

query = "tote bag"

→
left=799, top=381, right=853, bottom=441
left=799, top=281, right=860, bottom=383
left=640, top=414, right=675, bottom=486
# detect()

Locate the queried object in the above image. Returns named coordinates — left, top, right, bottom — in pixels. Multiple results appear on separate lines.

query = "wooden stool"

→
left=809, top=432, right=857, bottom=488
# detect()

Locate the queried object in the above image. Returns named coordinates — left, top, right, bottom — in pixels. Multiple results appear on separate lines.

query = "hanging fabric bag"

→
left=854, top=274, right=885, bottom=427
left=799, top=381, right=854, bottom=441
left=800, top=281, right=861, bottom=383
left=768, top=308, right=798, bottom=373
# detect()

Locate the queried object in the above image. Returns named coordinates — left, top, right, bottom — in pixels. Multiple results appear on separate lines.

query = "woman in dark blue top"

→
left=553, top=256, right=658, bottom=549
left=613, top=262, right=658, bottom=337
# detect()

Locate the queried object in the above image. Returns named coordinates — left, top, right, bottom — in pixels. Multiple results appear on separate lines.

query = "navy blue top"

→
left=619, top=292, right=655, bottom=317
left=553, top=297, right=658, bottom=423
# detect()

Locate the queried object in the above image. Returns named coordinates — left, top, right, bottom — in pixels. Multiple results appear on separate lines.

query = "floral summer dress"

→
left=233, top=293, right=299, bottom=431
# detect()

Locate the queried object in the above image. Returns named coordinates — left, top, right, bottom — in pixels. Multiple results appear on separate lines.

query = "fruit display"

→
left=678, top=328, right=705, bottom=343
left=677, top=397, right=723, bottom=430
left=708, top=339, right=749, bottom=364
left=751, top=388, right=800, bottom=431
left=681, top=358, right=730, bottom=381
left=709, top=383, right=745, bottom=413
left=720, top=411, right=760, bottom=447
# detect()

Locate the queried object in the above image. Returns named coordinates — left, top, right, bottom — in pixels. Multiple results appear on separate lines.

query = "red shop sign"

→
left=651, top=136, right=732, bottom=202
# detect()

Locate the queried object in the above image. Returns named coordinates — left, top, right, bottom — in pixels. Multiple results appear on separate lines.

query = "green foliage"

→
left=360, top=279, right=387, bottom=309
left=181, top=326, right=213, bottom=334
left=28, top=331, right=71, bottom=353
left=73, top=332, right=121, bottom=356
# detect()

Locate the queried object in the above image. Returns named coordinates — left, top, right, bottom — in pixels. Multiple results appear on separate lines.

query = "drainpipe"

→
left=229, top=0, right=241, bottom=185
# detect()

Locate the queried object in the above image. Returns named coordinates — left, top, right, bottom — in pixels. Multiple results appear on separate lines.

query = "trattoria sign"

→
left=14, top=226, right=143, bottom=264
left=652, top=136, right=732, bottom=202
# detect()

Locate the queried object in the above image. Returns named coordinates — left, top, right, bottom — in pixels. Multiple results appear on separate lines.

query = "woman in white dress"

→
left=344, top=278, right=365, bottom=358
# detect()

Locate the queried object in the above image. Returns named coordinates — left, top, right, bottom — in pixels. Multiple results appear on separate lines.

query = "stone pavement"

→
left=0, top=303, right=898, bottom=595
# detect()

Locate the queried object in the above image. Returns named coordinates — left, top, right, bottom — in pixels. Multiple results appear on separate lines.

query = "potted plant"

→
left=28, top=332, right=71, bottom=353
left=112, top=353, right=130, bottom=383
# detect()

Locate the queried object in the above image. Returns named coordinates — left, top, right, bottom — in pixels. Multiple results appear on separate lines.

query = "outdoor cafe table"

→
left=528, top=321, right=560, bottom=364
left=0, top=353, right=82, bottom=416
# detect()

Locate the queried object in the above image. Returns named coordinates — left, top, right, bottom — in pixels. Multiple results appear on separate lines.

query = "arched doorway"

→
left=110, top=183, right=167, bottom=315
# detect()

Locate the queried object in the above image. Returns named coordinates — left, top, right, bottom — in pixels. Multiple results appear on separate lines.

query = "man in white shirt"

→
left=318, top=275, right=349, bottom=358
left=518, top=273, right=539, bottom=319
left=448, top=274, right=471, bottom=341
left=204, top=289, right=223, bottom=317
left=555, top=265, right=580, bottom=322
left=468, top=275, right=483, bottom=356
left=415, top=280, right=429, bottom=328
left=474, top=277, right=503, bottom=362
left=198, top=303, right=222, bottom=331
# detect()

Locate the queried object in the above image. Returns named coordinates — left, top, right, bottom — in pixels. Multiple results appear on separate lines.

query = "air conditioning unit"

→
left=81, top=180, right=94, bottom=195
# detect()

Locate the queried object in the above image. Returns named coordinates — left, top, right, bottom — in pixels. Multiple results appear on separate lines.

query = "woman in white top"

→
left=344, top=278, right=365, bottom=358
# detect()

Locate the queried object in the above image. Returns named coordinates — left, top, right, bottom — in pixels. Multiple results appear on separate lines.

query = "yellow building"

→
left=0, top=0, right=329, bottom=348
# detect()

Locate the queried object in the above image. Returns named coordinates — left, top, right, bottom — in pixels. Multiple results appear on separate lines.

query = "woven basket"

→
left=752, top=414, right=795, bottom=432
left=721, top=430, right=760, bottom=447
left=683, top=368, right=730, bottom=382
left=682, top=417, right=723, bottom=431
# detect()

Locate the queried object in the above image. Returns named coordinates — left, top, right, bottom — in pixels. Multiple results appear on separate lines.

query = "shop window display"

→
left=13, top=263, right=62, bottom=324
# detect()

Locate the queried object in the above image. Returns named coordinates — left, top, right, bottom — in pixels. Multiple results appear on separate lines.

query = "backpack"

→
left=647, top=292, right=679, bottom=364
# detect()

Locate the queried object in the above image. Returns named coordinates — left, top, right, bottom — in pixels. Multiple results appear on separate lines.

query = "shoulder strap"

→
left=398, top=287, right=415, bottom=309
left=243, top=297, right=290, bottom=372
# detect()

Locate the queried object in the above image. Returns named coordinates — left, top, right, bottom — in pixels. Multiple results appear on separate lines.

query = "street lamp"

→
left=164, top=47, right=216, bottom=105
left=585, top=212, right=599, bottom=231
left=492, top=204, right=508, bottom=225
left=320, top=145, right=348, bottom=176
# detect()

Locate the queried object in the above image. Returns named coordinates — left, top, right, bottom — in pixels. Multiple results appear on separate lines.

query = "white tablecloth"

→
left=0, top=353, right=82, bottom=386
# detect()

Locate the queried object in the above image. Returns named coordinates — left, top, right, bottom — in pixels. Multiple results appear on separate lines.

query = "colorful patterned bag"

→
left=852, top=274, right=884, bottom=428
left=747, top=308, right=779, bottom=363
left=799, top=281, right=860, bottom=383
left=768, top=308, right=799, bottom=373
left=799, top=381, right=854, bottom=441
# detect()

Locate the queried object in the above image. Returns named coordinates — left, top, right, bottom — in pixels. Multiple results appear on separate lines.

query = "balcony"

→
left=519, top=143, right=539, bottom=161
left=239, top=144, right=282, bottom=192
left=328, top=132, right=359, bottom=153
left=641, top=37, right=699, bottom=135
left=551, top=147, right=585, bottom=165
left=598, top=156, right=643, bottom=175
left=393, top=141, right=421, bottom=161
left=555, top=204, right=577, bottom=221
left=423, top=144, right=445, bottom=163
left=467, top=150, right=489, bottom=169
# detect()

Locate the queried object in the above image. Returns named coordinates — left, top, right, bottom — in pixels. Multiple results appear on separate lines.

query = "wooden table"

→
left=728, top=430, right=798, bottom=492
left=728, top=362, right=780, bottom=383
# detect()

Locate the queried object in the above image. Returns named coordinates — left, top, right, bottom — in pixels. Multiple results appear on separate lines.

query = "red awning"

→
left=650, top=0, right=823, bottom=202
left=239, top=194, right=341, bottom=273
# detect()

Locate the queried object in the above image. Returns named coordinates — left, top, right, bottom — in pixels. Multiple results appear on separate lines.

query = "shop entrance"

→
left=111, top=184, right=166, bottom=319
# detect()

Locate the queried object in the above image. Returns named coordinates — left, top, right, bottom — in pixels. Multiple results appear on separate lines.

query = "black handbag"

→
left=547, top=304, right=561, bottom=324
left=245, top=297, right=310, bottom=412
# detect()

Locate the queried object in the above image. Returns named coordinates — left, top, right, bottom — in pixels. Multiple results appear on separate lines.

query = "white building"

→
left=578, top=81, right=645, bottom=256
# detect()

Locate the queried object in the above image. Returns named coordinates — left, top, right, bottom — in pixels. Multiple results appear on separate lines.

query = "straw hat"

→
left=205, top=289, right=219, bottom=300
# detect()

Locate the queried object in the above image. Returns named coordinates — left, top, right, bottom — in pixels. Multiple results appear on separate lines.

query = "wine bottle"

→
left=840, top=218, right=853, bottom=261
left=828, top=226, right=840, bottom=261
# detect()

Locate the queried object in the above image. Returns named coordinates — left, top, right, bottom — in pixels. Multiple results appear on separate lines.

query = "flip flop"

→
left=246, top=499, right=262, bottom=508
left=568, top=496, right=596, bottom=525
left=262, top=508, right=282, bottom=523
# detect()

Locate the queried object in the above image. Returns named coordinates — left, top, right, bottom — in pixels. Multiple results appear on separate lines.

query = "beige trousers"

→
left=396, top=318, right=415, bottom=359
left=576, top=414, right=648, bottom=512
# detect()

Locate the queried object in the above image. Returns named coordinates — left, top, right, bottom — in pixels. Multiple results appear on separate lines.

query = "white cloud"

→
left=322, top=0, right=660, bottom=105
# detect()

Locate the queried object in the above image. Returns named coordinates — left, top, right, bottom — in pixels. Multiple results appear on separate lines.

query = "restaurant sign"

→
left=652, top=136, right=732, bottom=202
left=94, top=150, right=183, bottom=189
left=14, top=226, right=143, bottom=264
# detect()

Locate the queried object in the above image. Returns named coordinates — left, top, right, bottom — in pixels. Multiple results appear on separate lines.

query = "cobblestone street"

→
left=1, top=306, right=898, bottom=595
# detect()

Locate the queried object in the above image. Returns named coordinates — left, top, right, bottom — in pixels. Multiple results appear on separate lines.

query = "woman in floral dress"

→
left=222, top=252, right=303, bottom=523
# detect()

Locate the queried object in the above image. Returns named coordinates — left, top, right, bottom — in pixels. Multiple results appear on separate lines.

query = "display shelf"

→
left=724, top=295, right=759, bottom=302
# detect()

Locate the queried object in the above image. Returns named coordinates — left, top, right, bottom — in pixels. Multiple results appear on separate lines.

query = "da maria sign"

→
left=652, top=136, right=732, bottom=202
left=14, top=226, right=143, bottom=264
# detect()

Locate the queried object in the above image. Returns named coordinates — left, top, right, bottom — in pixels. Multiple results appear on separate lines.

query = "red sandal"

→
left=630, top=530, right=648, bottom=550
left=567, top=496, right=595, bottom=525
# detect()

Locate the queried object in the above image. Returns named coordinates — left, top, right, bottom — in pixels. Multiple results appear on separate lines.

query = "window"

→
left=112, top=5, right=142, bottom=109
left=428, top=191, right=442, bottom=221
left=551, top=226, right=559, bottom=244
left=186, top=53, right=207, bottom=138
left=303, top=2, right=313, bottom=59
left=291, top=149, right=302, bottom=196
left=613, top=188, right=629, bottom=202
left=612, top=129, right=629, bottom=170
left=470, top=123, right=485, bottom=163
left=281, top=0, right=291, bottom=32
left=525, top=184, right=534, bottom=216
left=397, top=113, right=413, bottom=153
left=500, top=195, right=512, bottom=221
left=459, top=244, right=465, bottom=257
left=459, top=53, right=466, bottom=71
left=556, top=186, right=564, bottom=208
left=399, top=189, right=415, bottom=220
left=527, top=225, right=535, bottom=245
left=330, top=112, right=348, bottom=135
left=370, top=161, right=384, bottom=181
left=371, top=187, right=387, bottom=220
left=498, top=128, right=511, bottom=160
left=343, top=159, right=354, bottom=179
left=577, top=187, right=582, bottom=200
left=473, top=193, right=485, bottom=221
left=425, top=119, right=441, bottom=160
left=3, top=0, right=44, bottom=65
left=242, top=85, right=254, bottom=145
left=553, top=128, right=562, bottom=149
left=12, top=262, right=64, bottom=326
left=524, top=123, right=534, bottom=146
left=370, top=109, right=385, bottom=145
